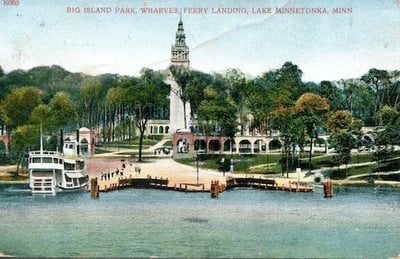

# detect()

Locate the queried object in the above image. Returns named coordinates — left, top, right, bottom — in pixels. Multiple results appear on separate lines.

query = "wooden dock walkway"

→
left=96, top=175, right=169, bottom=192
left=228, top=177, right=314, bottom=193
left=90, top=174, right=313, bottom=199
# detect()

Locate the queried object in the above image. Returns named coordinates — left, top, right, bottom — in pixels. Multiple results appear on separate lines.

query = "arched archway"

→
left=194, top=139, right=206, bottom=152
left=362, top=135, right=374, bottom=148
left=269, top=139, right=282, bottom=151
left=208, top=139, right=221, bottom=152
left=176, top=138, right=189, bottom=153
left=223, top=139, right=235, bottom=152
left=239, top=139, right=251, bottom=153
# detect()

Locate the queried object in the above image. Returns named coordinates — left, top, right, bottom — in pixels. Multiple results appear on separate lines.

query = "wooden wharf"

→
left=174, top=183, right=206, bottom=192
left=230, top=177, right=314, bottom=193
left=90, top=174, right=313, bottom=198
left=96, top=175, right=169, bottom=192
left=210, top=180, right=226, bottom=198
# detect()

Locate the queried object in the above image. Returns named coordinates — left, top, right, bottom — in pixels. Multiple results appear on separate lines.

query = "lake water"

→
left=0, top=182, right=399, bottom=258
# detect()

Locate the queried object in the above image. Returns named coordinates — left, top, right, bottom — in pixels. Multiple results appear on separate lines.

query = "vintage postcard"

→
left=1, top=0, right=399, bottom=258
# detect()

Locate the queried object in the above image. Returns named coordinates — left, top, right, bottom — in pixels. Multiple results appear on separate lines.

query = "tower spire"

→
left=168, top=17, right=192, bottom=133
left=171, top=16, right=189, bottom=68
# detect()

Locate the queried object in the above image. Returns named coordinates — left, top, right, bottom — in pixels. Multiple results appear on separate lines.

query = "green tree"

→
left=294, top=93, right=330, bottom=172
left=271, top=107, right=305, bottom=177
left=47, top=92, right=77, bottom=132
left=329, top=132, right=353, bottom=177
left=326, top=110, right=362, bottom=177
left=248, top=62, right=307, bottom=136
left=361, top=68, right=391, bottom=123
left=342, top=79, right=374, bottom=124
left=318, top=80, right=344, bottom=111
left=276, top=62, right=307, bottom=104
left=105, top=86, right=128, bottom=141
left=388, top=70, right=400, bottom=107
left=185, top=70, right=212, bottom=120
left=248, top=73, right=275, bottom=135
left=79, top=77, right=104, bottom=130
left=27, top=65, right=71, bottom=102
left=131, top=69, right=169, bottom=162
left=197, top=86, right=238, bottom=139
left=0, top=86, right=42, bottom=131
left=325, top=110, right=353, bottom=132
left=29, top=104, right=50, bottom=126
left=11, top=125, right=39, bottom=174
left=374, top=106, right=400, bottom=162
left=225, top=69, right=249, bottom=136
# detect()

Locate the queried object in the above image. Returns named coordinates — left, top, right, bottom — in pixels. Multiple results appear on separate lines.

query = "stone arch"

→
left=165, top=126, right=170, bottom=134
left=362, top=135, right=374, bottom=147
left=223, top=139, right=235, bottom=152
left=176, top=137, right=189, bottom=153
left=194, top=139, right=206, bottom=152
left=239, top=139, right=251, bottom=153
left=208, top=139, right=221, bottom=152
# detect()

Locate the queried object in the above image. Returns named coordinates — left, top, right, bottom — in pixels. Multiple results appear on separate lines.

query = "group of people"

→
left=154, top=147, right=171, bottom=156
left=99, top=161, right=141, bottom=181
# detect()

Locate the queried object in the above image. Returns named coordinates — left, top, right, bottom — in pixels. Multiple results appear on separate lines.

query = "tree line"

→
left=0, top=62, right=399, bottom=166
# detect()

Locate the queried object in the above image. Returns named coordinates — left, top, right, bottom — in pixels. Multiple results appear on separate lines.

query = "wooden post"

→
left=90, top=177, right=99, bottom=198
left=323, top=179, right=333, bottom=198
left=211, top=180, right=219, bottom=198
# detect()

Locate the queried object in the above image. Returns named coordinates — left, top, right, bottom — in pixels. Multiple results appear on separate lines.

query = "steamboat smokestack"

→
left=60, top=129, right=64, bottom=154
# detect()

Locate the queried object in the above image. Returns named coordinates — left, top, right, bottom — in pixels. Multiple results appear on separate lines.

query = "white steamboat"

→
left=28, top=140, right=88, bottom=195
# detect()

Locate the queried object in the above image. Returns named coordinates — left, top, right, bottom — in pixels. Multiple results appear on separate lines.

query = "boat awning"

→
left=64, top=158, right=77, bottom=164
left=65, top=172, right=85, bottom=178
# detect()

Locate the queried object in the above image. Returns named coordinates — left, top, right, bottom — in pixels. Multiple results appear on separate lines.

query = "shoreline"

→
left=86, top=157, right=227, bottom=191
left=1, top=158, right=400, bottom=188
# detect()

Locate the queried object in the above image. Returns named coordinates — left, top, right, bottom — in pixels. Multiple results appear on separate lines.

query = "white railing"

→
left=31, top=176, right=56, bottom=195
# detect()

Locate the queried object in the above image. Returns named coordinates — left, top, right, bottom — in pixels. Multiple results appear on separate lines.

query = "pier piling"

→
left=210, top=180, right=220, bottom=198
left=323, top=180, right=333, bottom=198
left=90, top=177, right=99, bottom=198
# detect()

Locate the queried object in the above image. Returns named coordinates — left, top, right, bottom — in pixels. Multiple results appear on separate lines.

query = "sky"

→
left=1, top=0, right=399, bottom=82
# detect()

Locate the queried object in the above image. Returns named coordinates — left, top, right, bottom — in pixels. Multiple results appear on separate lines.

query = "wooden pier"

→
left=97, top=175, right=169, bottom=192
left=210, top=180, right=226, bottom=198
left=174, top=183, right=206, bottom=192
left=90, top=174, right=313, bottom=198
left=229, top=177, right=313, bottom=193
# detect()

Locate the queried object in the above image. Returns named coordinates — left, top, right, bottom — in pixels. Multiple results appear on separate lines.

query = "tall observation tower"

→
left=171, top=17, right=190, bottom=68
left=167, top=17, right=191, bottom=133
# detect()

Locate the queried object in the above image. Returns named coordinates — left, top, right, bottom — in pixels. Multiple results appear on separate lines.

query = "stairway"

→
left=31, top=176, right=56, bottom=195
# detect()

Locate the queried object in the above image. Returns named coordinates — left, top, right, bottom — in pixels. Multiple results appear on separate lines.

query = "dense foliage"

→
left=1, top=63, right=400, bottom=168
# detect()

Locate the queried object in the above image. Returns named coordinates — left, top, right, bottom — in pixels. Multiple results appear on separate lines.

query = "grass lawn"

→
left=175, top=152, right=400, bottom=180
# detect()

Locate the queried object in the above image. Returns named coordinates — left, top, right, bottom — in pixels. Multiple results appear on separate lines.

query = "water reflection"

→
left=0, top=182, right=399, bottom=258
